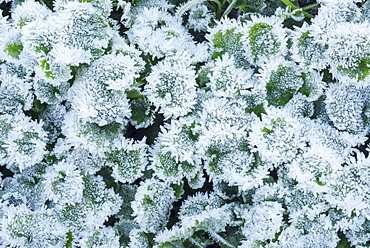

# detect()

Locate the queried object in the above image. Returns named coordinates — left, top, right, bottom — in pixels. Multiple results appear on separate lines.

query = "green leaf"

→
left=211, top=28, right=249, bottom=68
left=337, top=231, right=355, bottom=248
left=266, top=65, right=304, bottom=106
left=65, top=231, right=74, bottom=248
left=171, top=183, right=184, bottom=199
left=125, top=88, right=143, bottom=99
left=337, top=59, right=370, bottom=82
left=4, top=44, right=23, bottom=59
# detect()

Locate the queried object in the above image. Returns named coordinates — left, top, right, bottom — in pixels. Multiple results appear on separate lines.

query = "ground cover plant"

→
left=0, top=0, right=370, bottom=247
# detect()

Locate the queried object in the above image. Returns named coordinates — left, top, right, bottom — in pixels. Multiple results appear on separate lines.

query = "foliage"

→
left=1, top=0, right=370, bottom=247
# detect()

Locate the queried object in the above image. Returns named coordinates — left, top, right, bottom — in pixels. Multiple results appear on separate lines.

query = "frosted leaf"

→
left=324, top=22, right=370, bottom=83
left=233, top=0, right=266, bottom=14
left=0, top=9, right=9, bottom=39
left=239, top=84, right=267, bottom=116
left=43, top=161, right=84, bottom=205
left=150, top=122, right=203, bottom=183
left=0, top=63, right=33, bottom=114
left=0, top=163, right=48, bottom=210
left=79, top=226, right=120, bottom=248
left=325, top=83, right=369, bottom=134
left=344, top=218, right=370, bottom=247
left=128, top=94, right=155, bottom=129
left=0, top=113, right=47, bottom=171
left=287, top=144, right=343, bottom=193
left=151, top=148, right=200, bottom=184
left=360, top=0, right=370, bottom=22
left=171, top=193, right=234, bottom=246
left=203, top=133, right=270, bottom=190
left=326, top=208, right=361, bottom=233
left=278, top=214, right=339, bottom=248
left=38, top=103, right=66, bottom=143
left=54, top=0, right=113, bottom=16
left=61, top=111, right=125, bottom=155
left=19, top=1, right=114, bottom=83
left=206, top=18, right=250, bottom=68
left=132, top=178, right=177, bottom=233
left=314, top=0, right=362, bottom=26
left=59, top=174, right=122, bottom=230
left=154, top=225, right=192, bottom=247
left=68, top=51, right=144, bottom=125
left=281, top=186, right=330, bottom=222
left=237, top=201, right=284, bottom=242
left=114, top=219, right=139, bottom=247
left=53, top=143, right=107, bottom=175
left=212, top=181, right=239, bottom=201
left=187, top=169, right=206, bottom=189
left=155, top=193, right=236, bottom=248
left=20, top=16, right=59, bottom=58
left=128, top=229, right=151, bottom=248
left=105, top=137, right=148, bottom=184
left=185, top=3, right=213, bottom=32
left=206, top=53, right=253, bottom=97
left=291, top=23, right=328, bottom=69
left=326, top=154, right=370, bottom=217
left=297, top=70, right=324, bottom=102
left=179, top=192, right=223, bottom=219
left=243, top=15, right=286, bottom=66
left=76, top=52, right=144, bottom=91
left=116, top=184, right=138, bottom=220
left=34, top=56, right=73, bottom=85
left=282, top=93, right=314, bottom=118
left=301, top=118, right=366, bottom=159
left=258, top=59, right=304, bottom=107
left=239, top=240, right=280, bottom=248
left=128, top=0, right=174, bottom=21
left=248, top=107, right=307, bottom=166
left=48, top=43, right=92, bottom=67
left=109, top=33, right=144, bottom=60
left=51, top=1, right=113, bottom=56
left=198, top=96, right=256, bottom=136
left=11, top=0, right=51, bottom=28
left=33, top=78, right=69, bottom=104
left=127, top=7, right=204, bottom=60
left=68, top=65, right=132, bottom=127
left=251, top=182, right=287, bottom=207
left=1, top=204, right=67, bottom=248
left=144, top=56, right=197, bottom=119
left=2, top=28, right=25, bottom=64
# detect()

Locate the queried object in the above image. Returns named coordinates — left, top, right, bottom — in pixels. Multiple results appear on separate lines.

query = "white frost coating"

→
left=1, top=0, right=370, bottom=247
left=144, top=54, right=198, bottom=119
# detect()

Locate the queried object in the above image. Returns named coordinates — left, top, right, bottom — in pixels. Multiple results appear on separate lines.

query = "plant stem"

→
left=212, top=0, right=222, bottom=8
left=302, top=11, right=314, bottom=18
left=280, top=0, right=316, bottom=18
left=221, top=0, right=237, bottom=18
left=176, top=0, right=206, bottom=16
left=209, top=232, right=236, bottom=248
left=188, top=237, right=205, bottom=248
left=217, top=0, right=227, bottom=19
left=211, top=0, right=223, bottom=18
left=302, top=3, right=320, bottom=11
left=280, top=0, right=298, bottom=10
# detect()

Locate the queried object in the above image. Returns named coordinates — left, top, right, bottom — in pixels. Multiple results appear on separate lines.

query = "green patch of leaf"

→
left=40, top=60, right=55, bottom=79
left=337, top=231, right=355, bottom=248
left=337, top=59, right=370, bottom=82
left=234, top=0, right=266, bottom=13
left=125, top=88, right=143, bottom=99
left=4, top=44, right=23, bottom=59
left=211, top=28, right=249, bottom=67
